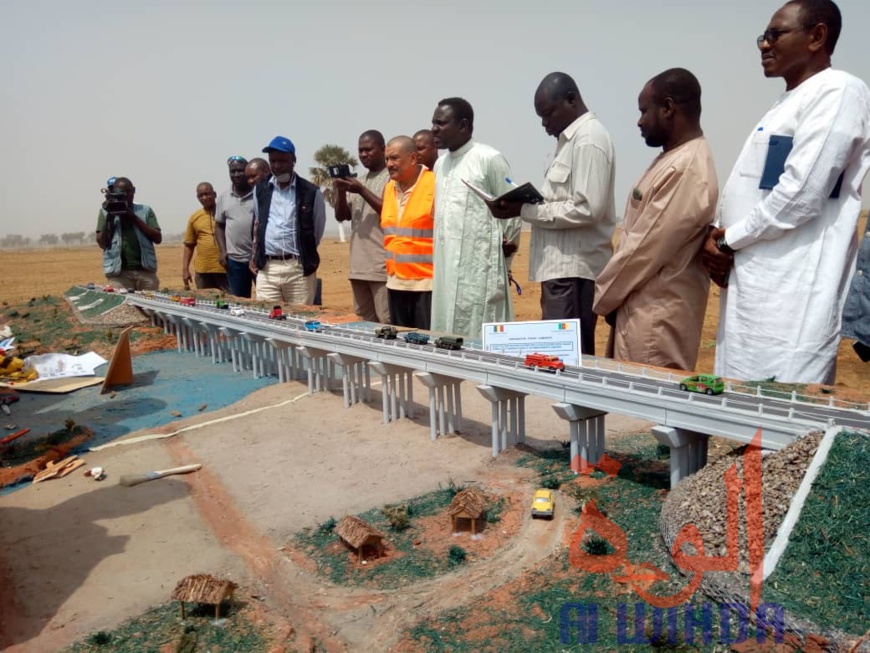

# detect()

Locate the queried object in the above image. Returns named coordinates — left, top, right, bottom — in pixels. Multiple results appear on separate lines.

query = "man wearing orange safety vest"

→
left=381, top=135, right=435, bottom=329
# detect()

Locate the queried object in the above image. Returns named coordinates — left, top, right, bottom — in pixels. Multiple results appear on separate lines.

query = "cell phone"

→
left=327, top=164, right=356, bottom=179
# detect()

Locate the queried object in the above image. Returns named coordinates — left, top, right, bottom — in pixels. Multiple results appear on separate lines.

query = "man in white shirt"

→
left=490, top=72, right=616, bottom=355
left=430, top=97, right=521, bottom=339
left=703, top=0, right=870, bottom=384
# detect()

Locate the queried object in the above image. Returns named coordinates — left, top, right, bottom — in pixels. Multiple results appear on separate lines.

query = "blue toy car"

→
left=304, top=320, right=322, bottom=332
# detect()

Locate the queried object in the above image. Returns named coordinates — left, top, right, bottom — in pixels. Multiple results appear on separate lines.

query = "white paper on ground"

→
left=26, top=352, right=108, bottom=379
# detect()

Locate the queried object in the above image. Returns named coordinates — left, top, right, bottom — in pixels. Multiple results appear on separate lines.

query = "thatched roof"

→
left=335, top=515, right=385, bottom=549
left=448, top=487, right=487, bottom=518
left=171, top=574, right=238, bottom=604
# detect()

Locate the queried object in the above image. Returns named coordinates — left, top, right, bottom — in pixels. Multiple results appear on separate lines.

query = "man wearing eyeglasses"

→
left=703, top=0, right=870, bottom=384
left=215, top=155, right=255, bottom=298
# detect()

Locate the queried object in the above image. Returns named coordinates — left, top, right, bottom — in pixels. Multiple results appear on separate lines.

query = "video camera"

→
left=102, top=187, right=128, bottom=217
left=327, top=164, right=357, bottom=179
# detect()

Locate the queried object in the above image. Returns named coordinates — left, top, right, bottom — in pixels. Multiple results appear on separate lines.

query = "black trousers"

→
left=540, top=277, right=597, bottom=356
left=388, top=289, right=432, bottom=330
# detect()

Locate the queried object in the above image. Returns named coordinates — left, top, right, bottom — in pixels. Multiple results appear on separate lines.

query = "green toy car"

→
left=679, top=374, right=725, bottom=396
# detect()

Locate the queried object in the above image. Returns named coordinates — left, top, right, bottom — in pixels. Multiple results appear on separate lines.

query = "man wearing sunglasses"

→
left=703, top=0, right=870, bottom=384
left=216, top=155, right=256, bottom=297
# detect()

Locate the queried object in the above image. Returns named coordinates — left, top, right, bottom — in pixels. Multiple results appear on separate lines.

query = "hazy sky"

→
left=2, top=0, right=868, bottom=239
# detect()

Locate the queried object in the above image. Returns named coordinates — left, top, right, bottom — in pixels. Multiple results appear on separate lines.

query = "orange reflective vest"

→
left=381, top=169, right=435, bottom=280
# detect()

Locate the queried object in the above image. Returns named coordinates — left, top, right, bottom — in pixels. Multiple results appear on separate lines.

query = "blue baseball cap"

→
left=262, top=136, right=296, bottom=154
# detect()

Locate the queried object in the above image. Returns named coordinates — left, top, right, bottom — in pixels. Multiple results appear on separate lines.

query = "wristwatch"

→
left=716, top=234, right=735, bottom=255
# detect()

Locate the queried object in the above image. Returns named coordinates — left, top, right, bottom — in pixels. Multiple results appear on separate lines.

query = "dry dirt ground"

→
left=0, top=372, right=654, bottom=652
left=0, top=232, right=867, bottom=652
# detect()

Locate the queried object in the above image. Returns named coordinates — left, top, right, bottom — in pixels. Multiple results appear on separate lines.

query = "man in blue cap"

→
left=250, top=136, right=326, bottom=305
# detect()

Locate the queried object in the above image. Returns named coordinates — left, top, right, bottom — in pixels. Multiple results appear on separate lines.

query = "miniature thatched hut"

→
left=448, top=487, right=487, bottom=534
left=171, top=573, right=238, bottom=619
left=336, top=515, right=386, bottom=562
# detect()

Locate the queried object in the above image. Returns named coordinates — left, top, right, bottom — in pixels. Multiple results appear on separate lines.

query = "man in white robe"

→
left=704, top=0, right=870, bottom=384
left=430, top=97, right=521, bottom=339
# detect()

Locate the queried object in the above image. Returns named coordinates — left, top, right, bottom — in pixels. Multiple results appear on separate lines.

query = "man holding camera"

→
left=96, top=176, right=162, bottom=290
left=334, top=130, right=391, bottom=324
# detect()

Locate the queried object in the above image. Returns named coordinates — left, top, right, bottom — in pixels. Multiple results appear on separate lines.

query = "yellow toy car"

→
left=531, top=489, right=555, bottom=518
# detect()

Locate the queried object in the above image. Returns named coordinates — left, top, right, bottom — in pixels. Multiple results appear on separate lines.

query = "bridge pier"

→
left=199, top=322, right=224, bottom=364
left=416, top=373, right=463, bottom=441
left=651, top=426, right=709, bottom=488
left=552, top=404, right=607, bottom=474
left=298, top=345, right=334, bottom=394
left=329, top=352, right=371, bottom=407
left=477, top=385, right=527, bottom=457
left=369, top=362, right=415, bottom=423
left=218, top=326, right=246, bottom=373
left=266, top=339, right=301, bottom=383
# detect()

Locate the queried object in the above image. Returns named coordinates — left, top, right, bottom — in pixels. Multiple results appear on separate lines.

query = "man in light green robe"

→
left=430, top=97, right=521, bottom=339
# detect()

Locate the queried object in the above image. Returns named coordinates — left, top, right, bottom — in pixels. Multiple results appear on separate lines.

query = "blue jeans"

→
left=226, top=258, right=255, bottom=298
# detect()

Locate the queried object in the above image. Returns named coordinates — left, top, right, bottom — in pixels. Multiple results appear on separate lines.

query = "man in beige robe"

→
left=594, top=68, right=718, bottom=370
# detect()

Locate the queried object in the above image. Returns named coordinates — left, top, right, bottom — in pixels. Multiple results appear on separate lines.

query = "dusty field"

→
left=1, top=232, right=865, bottom=391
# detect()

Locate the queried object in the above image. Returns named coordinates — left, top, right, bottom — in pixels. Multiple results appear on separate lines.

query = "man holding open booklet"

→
left=488, top=72, right=616, bottom=356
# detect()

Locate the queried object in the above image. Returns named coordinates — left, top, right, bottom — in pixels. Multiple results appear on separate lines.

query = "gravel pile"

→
left=66, top=297, right=151, bottom=328
left=661, top=431, right=823, bottom=574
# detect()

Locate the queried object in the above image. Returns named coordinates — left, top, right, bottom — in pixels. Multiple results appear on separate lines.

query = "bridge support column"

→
left=651, top=426, right=709, bottom=488
left=241, top=332, right=273, bottom=379
left=477, top=385, right=527, bottom=457
left=329, top=353, right=371, bottom=407
left=265, top=339, right=300, bottom=383
left=298, top=346, right=334, bottom=393
left=417, top=373, right=463, bottom=440
left=552, top=404, right=607, bottom=474
left=218, top=326, right=242, bottom=372
left=370, top=362, right=414, bottom=423
left=182, top=318, right=207, bottom=357
left=199, top=322, right=223, bottom=364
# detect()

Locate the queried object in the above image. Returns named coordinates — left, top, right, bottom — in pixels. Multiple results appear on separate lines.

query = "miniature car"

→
left=103, top=285, right=115, bottom=293
left=679, top=374, right=725, bottom=396
left=304, top=320, right=322, bottom=332
left=524, top=353, right=565, bottom=372
left=179, top=297, right=196, bottom=306
left=215, top=300, right=229, bottom=309
left=230, top=308, right=246, bottom=317
left=86, top=282, right=96, bottom=290
left=375, top=325, right=398, bottom=339
left=434, top=335, right=463, bottom=351
left=169, top=295, right=181, bottom=303
left=403, top=332, right=430, bottom=345
left=531, top=489, right=555, bottom=519
left=269, top=305, right=287, bottom=320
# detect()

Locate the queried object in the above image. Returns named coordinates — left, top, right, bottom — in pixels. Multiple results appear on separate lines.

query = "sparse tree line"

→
left=1, top=232, right=187, bottom=249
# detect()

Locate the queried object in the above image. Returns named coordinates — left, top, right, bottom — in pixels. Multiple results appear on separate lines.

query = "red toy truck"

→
left=524, top=353, right=565, bottom=372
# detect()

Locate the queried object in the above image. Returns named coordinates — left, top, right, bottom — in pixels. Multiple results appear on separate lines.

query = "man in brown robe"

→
left=594, top=68, right=718, bottom=370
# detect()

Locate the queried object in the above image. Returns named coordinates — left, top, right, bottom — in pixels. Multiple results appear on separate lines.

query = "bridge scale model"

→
left=109, top=290, right=869, bottom=487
